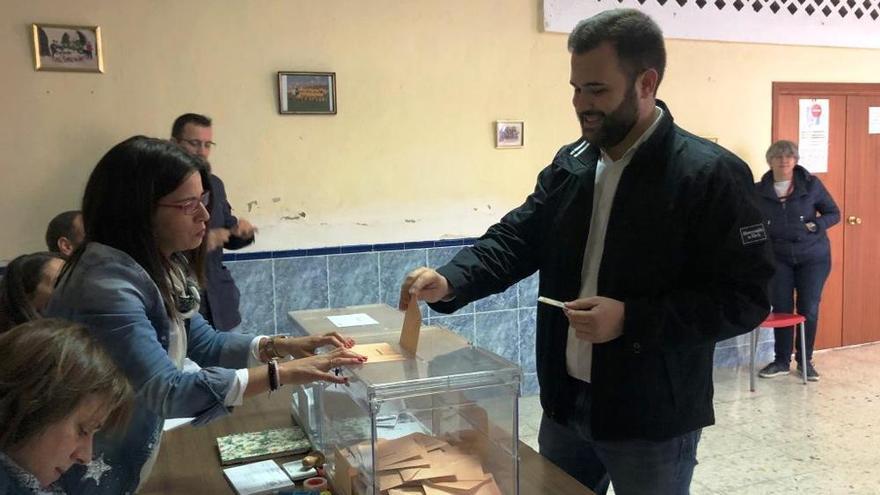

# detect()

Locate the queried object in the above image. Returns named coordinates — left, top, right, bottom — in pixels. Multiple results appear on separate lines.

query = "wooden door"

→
left=771, top=85, right=847, bottom=350
left=772, top=83, right=880, bottom=349
left=842, top=95, right=880, bottom=345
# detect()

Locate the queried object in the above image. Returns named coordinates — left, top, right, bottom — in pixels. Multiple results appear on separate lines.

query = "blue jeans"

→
left=538, top=381, right=701, bottom=495
left=769, top=254, right=831, bottom=363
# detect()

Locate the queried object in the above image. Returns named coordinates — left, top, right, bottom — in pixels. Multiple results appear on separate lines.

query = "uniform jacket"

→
left=431, top=101, right=774, bottom=441
left=201, top=174, right=254, bottom=330
left=755, top=165, right=839, bottom=262
left=46, top=242, right=252, bottom=494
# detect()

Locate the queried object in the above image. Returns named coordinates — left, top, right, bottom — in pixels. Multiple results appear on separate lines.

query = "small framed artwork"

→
left=31, top=23, right=103, bottom=73
left=277, top=71, right=337, bottom=115
left=495, top=120, right=524, bottom=148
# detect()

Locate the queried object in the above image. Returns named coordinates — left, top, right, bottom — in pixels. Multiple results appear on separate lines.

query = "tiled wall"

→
left=225, top=239, right=774, bottom=397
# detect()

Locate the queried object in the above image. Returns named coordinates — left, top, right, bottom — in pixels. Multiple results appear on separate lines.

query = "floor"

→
left=517, top=342, right=880, bottom=494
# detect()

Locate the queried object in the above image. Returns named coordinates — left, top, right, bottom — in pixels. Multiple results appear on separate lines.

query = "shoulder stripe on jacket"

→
left=570, top=140, right=589, bottom=157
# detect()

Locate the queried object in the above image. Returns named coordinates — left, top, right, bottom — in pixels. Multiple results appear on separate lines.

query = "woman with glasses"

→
left=756, top=140, right=840, bottom=382
left=47, top=136, right=366, bottom=494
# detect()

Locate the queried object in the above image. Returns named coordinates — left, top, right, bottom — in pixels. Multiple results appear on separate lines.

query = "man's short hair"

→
left=45, top=210, right=81, bottom=253
left=171, top=113, right=212, bottom=139
left=567, top=9, right=666, bottom=92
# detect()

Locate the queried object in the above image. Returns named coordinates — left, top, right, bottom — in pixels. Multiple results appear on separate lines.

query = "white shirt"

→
left=774, top=180, right=792, bottom=199
left=566, top=107, right=664, bottom=383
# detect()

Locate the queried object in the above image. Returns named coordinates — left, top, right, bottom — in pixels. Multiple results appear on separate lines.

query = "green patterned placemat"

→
left=217, top=426, right=311, bottom=465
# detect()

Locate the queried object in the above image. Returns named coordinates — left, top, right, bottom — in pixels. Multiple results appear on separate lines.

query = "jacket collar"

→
left=758, top=164, right=811, bottom=199
left=568, top=99, right=675, bottom=170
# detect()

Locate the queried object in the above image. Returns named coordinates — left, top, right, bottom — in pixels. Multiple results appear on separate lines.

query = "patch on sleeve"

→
left=739, top=224, right=768, bottom=245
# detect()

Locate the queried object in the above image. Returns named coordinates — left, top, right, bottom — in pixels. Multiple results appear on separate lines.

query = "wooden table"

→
left=140, top=392, right=593, bottom=494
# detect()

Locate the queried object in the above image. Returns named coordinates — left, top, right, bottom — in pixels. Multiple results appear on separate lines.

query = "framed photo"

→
left=32, top=24, right=103, bottom=73
left=495, top=120, right=524, bottom=148
left=277, top=72, right=336, bottom=114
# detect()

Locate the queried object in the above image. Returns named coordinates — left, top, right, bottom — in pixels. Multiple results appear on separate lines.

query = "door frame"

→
left=771, top=82, right=880, bottom=349
left=772, top=82, right=880, bottom=139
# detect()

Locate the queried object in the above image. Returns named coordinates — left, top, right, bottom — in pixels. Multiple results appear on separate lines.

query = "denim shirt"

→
left=45, top=243, right=252, bottom=494
left=0, top=451, right=65, bottom=494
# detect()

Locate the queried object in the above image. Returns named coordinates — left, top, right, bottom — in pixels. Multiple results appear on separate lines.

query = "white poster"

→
left=869, top=107, right=880, bottom=135
left=798, top=99, right=830, bottom=174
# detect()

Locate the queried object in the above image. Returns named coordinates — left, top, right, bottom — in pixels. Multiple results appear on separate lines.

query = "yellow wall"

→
left=2, top=0, right=879, bottom=261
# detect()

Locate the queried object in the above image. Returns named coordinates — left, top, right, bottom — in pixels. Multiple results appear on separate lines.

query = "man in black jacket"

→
left=172, top=113, right=256, bottom=331
left=398, top=9, right=773, bottom=495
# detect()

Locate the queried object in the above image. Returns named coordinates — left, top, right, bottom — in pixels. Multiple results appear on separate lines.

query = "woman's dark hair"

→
left=61, top=136, right=211, bottom=317
left=0, top=252, right=65, bottom=332
left=0, top=318, right=132, bottom=450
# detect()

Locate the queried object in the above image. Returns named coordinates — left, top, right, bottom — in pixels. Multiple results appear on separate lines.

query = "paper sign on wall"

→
left=798, top=99, right=830, bottom=174
left=869, top=107, right=880, bottom=135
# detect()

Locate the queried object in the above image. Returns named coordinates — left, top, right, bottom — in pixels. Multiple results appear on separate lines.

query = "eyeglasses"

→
left=178, top=138, right=216, bottom=150
left=158, top=191, right=210, bottom=215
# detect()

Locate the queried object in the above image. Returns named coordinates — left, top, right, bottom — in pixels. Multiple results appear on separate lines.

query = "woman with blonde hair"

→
left=0, top=318, right=132, bottom=494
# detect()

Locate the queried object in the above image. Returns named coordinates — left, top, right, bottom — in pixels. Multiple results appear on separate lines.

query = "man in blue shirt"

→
left=171, top=113, right=256, bottom=331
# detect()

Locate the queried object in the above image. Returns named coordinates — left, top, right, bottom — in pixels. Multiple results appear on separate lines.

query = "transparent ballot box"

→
left=289, top=306, right=521, bottom=494
left=288, top=304, right=407, bottom=447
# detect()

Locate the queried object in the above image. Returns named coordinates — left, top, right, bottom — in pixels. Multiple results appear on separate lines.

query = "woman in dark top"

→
left=756, top=140, right=840, bottom=381
left=0, top=252, right=65, bottom=332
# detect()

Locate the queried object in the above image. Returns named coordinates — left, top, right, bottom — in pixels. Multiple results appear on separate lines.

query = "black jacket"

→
left=755, top=165, right=839, bottom=262
left=200, top=174, right=253, bottom=331
left=431, top=102, right=774, bottom=441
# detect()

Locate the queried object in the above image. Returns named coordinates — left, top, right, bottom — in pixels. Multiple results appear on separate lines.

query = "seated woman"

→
left=0, top=252, right=65, bottom=332
left=47, top=136, right=366, bottom=494
left=0, top=318, right=132, bottom=494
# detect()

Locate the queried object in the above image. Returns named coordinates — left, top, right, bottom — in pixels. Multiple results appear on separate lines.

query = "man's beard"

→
left=579, top=83, right=639, bottom=149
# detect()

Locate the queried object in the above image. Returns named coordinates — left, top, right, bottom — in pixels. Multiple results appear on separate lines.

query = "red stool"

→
left=749, top=313, right=808, bottom=391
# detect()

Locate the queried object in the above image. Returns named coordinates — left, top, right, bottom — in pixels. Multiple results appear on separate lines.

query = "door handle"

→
left=847, top=215, right=862, bottom=225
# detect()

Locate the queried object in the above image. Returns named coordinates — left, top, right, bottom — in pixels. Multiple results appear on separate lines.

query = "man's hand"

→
left=205, top=228, right=231, bottom=252
left=399, top=267, right=451, bottom=310
left=231, top=218, right=257, bottom=239
left=564, top=296, right=625, bottom=343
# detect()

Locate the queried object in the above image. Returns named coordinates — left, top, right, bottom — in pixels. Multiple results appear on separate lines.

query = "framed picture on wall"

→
left=495, top=120, right=524, bottom=148
left=31, top=24, right=103, bottom=73
left=277, top=72, right=337, bottom=114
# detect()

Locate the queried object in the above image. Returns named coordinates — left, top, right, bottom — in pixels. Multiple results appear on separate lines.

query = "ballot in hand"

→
left=539, top=295, right=625, bottom=344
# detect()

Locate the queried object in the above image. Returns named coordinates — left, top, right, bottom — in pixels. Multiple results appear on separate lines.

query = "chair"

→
left=749, top=312, right=807, bottom=391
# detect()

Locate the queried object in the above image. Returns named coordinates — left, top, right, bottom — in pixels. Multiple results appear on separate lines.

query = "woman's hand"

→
left=277, top=332, right=356, bottom=359
left=278, top=347, right=366, bottom=386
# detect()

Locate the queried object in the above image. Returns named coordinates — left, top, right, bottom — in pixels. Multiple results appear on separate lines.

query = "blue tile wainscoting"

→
left=225, top=239, right=773, bottom=397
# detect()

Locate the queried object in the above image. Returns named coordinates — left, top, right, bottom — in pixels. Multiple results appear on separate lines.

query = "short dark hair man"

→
left=45, top=210, right=84, bottom=259
left=399, top=9, right=773, bottom=494
left=171, top=113, right=257, bottom=331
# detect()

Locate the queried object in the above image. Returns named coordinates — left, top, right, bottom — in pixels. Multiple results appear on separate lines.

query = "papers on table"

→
left=222, top=460, right=294, bottom=495
left=327, top=313, right=380, bottom=328
left=280, top=459, right=318, bottom=481
left=162, top=417, right=195, bottom=431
